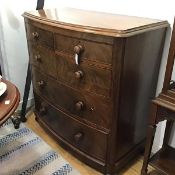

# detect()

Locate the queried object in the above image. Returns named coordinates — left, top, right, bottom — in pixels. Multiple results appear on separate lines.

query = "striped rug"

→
left=0, top=119, right=80, bottom=175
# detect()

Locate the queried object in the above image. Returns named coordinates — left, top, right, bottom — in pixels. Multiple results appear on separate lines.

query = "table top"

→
left=0, top=79, right=20, bottom=126
left=23, top=8, right=169, bottom=37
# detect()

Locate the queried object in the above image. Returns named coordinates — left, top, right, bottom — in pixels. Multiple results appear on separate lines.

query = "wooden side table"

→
left=141, top=17, right=175, bottom=175
left=0, top=79, right=20, bottom=127
left=141, top=97, right=175, bottom=175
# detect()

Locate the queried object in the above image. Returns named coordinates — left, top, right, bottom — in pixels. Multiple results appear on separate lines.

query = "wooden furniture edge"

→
left=152, top=97, right=175, bottom=112
left=0, top=88, right=20, bottom=125
left=113, top=140, right=145, bottom=172
left=22, top=12, right=169, bottom=38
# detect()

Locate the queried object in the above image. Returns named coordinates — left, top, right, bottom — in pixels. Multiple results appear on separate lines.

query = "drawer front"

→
left=55, top=34, right=113, bottom=64
left=28, top=44, right=57, bottom=78
left=56, top=53, right=111, bottom=96
left=32, top=68, right=111, bottom=129
left=26, top=24, right=54, bottom=48
left=34, top=93, right=108, bottom=161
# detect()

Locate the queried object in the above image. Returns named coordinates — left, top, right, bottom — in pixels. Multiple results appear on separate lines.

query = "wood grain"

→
left=55, top=52, right=111, bottom=97
left=23, top=8, right=169, bottom=37
left=32, top=68, right=112, bottom=130
left=23, top=9, right=168, bottom=174
left=55, top=33, right=113, bottom=64
left=0, top=79, right=20, bottom=125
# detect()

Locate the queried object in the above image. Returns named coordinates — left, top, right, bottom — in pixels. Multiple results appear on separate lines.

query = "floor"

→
left=26, top=113, right=158, bottom=175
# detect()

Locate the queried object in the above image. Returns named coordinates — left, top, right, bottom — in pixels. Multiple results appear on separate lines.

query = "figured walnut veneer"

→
left=23, top=8, right=169, bottom=174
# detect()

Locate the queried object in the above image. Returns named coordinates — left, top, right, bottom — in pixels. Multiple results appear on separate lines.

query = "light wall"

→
left=0, top=0, right=37, bottom=107
left=0, top=0, right=175, bottom=152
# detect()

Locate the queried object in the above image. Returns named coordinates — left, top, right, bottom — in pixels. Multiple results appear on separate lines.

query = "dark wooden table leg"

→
left=20, top=62, right=32, bottom=122
left=141, top=124, right=157, bottom=175
left=141, top=103, right=158, bottom=175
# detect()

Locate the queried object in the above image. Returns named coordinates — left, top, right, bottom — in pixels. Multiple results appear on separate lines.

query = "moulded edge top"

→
left=22, top=8, right=169, bottom=37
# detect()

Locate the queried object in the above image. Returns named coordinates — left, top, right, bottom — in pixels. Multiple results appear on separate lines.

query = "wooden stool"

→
left=141, top=18, right=175, bottom=175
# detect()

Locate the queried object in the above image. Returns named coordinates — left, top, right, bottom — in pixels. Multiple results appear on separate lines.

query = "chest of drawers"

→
left=23, top=8, right=169, bottom=174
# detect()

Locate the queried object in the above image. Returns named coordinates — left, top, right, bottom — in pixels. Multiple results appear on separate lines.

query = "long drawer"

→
left=32, top=68, right=111, bottom=130
left=34, top=93, right=108, bottom=161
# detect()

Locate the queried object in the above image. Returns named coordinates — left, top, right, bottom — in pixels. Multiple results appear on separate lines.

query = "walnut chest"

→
left=23, top=8, right=169, bottom=174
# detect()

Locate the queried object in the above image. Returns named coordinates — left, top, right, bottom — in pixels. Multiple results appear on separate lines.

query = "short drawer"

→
left=26, top=24, right=54, bottom=48
left=32, top=68, right=111, bottom=130
left=34, top=93, right=108, bottom=161
left=55, top=34, right=113, bottom=64
left=56, top=53, right=111, bottom=97
left=28, top=43, right=57, bottom=78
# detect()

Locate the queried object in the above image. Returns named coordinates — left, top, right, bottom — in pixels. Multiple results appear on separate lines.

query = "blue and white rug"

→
left=0, top=120, right=81, bottom=175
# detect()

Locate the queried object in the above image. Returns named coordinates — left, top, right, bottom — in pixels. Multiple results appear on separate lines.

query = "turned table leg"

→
left=141, top=102, right=158, bottom=175
left=20, top=62, right=31, bottom=122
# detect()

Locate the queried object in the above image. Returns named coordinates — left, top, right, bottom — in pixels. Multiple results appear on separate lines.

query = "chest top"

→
left=23, top=8, right=169, bottom=37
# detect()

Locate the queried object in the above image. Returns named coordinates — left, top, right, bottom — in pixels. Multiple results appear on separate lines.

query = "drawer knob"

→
left=75, top=101, right=84, bottom=111
left=32, top=32, right=39, bottom=39
left=75, top=70, right=84, bottom=79
left=39, top=106, right=47, bottom=115
left=34, top=54, right=41, bottom=62
left=74, top=132, right=83, bottom=143
left=74, top=45, right=84, bottom=65
left=37, top=80, right=45, bottom=88
left=74, top=45, right=84, bottom=54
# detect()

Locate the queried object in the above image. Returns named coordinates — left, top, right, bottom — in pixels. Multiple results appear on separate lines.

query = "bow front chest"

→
left=23, top=8, right=169, bottom=174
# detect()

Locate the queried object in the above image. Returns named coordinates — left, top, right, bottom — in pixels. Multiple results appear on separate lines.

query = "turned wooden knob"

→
left=37, top=80, right=45, bottom=88
left=32, top=32, right=39, bottom=39
left=74, top=132, right=83, bottom=143
left=39, top=106, right=47, bottom=115
left=75, top=70, right=84, bottom=79
left=75, top=101, right=84, bottom=111
left=34, top=54, right=41, bottom=62
left=74, top=45, right=84, bottom=54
